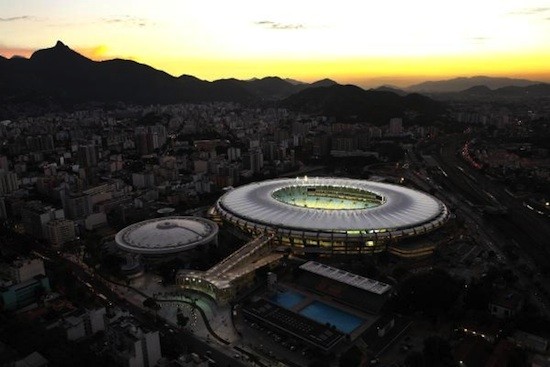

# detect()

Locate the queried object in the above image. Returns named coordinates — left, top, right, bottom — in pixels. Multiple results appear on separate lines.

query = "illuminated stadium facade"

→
left=212, top=177, right=450, bottom=255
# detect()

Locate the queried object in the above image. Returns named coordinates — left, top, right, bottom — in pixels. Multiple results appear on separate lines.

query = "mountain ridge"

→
left=407, top=76, right=541, bottom=93
left=0, top=42, right=348, bottom=104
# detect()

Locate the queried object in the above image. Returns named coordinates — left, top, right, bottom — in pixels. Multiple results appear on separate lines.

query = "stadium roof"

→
left=217, top=177, right=448, bottom=234
left=300, top=261, right=392, bottom=295
left=115, top=216, right=218, bottom=255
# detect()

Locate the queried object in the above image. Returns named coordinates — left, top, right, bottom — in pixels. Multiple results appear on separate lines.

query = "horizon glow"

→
left=1, top=0, right=550, bottom=87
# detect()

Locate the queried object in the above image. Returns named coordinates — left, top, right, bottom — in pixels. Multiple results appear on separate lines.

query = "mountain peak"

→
left=30, top=40, right=91, bottom=65
left=310, top=78, right=338, bottom=88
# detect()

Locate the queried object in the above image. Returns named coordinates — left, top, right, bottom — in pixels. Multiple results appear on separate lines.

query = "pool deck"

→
left=272, top=284, right=380, bottom=340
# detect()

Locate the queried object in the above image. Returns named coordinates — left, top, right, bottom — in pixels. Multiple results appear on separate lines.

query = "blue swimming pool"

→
left=299, top=301, right=364, bottom=334
left=270, top=290, right=306, bottom=309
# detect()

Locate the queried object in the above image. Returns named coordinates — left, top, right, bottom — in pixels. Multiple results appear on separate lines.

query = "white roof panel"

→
left=300, top=261, right=391, bottom=295
left=217, top=177, right=447, bottom=233
left=115, top=216, right=218, bottom=254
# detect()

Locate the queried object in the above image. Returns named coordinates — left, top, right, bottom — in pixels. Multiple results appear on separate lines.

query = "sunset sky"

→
left=1, top=0, right=550, bottom=87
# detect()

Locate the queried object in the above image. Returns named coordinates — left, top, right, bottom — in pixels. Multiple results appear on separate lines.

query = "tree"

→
left=176, top=307, right=189, bottom=327
left=404, top=351, right=424, bottom=367
left=338, top=346, right=362, bottom=367
left=143, top=298, right=160, bottom=311
left=393, top=269, right=462, bottom=317
left=423, top=336, right=454, bottom=367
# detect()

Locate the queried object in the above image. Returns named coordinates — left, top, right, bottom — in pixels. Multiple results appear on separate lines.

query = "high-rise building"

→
left=227, top=147, right=241, bottom=162
left=0, top=197, right=7, bottom=220
left=135, top=125, right=167, bottom=156
left=132, top=172, right=155, bottom=189
left=47, top=219, right=76, bottom=247
left=20, top=201, right=64, bottom=239
left=106, top=317, right=162, bottom=367
left=389, top=117, right=404, bottom=136
left=249, top=148, right=264, bottom=174
left=0, top=170, right=18, bottom=195
left=63, top=193, right=92, bottom=220
left=25, top=135, right=54, bottom=152
left=78, top=143, right=98, bottom=168
left=0, top=155, right=9, bottom=171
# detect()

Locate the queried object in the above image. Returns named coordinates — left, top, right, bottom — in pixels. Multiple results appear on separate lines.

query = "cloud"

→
left=254, top=20, right=305, bottom=30
left=102, top=15, right=152, bottom=27
left=469, top=36, right=489, bottom=43
left=509, top=7, right=550, bottom=15
left=0, top=16, right=34, bottom=22
left=0, top=45, right=35, bottom=58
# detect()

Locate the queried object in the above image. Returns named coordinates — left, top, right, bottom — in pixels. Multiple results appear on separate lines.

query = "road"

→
left=422, top=135, right=550, bottom=315
left=1, top=233, right=247, bottom=367
left=432, top=135, right=550, bottom=271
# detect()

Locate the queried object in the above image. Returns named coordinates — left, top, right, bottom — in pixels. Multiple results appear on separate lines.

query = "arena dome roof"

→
left=115, top=216, right=218, bottom=255
left=216, top=177, right=448, bottom=237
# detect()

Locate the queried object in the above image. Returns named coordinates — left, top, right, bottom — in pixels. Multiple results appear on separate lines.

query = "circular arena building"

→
left=115, top=216, right=219, bottom=259
left=212, top=177, right=449, bottom=255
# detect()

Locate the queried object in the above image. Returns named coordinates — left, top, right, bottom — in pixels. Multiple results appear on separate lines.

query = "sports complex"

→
left=115, top=178, right=449, bottom=306
left=212, top=177, right=450, bottom=255
left=114, top=216, right=219, bottom=259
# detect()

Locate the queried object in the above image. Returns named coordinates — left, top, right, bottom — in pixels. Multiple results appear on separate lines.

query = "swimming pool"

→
left=270, top=290, right=306, bottom=309
left=299, top=301, right=364, bottom=334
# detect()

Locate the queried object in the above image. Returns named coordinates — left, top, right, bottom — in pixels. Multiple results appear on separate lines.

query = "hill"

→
left=0, top=41, right=340, bottom=105
left=282, top=84, right=445, bottom=124
left=407, top=76, right=540, bottom=93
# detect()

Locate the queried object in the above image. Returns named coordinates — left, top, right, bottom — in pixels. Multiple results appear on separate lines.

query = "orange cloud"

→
left=0, top=46, right=34, bottom=59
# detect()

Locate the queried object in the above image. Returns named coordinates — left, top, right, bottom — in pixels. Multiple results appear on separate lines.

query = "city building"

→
left=389, top=117, right=404, bottom=136
left=10, top=351, right=49, bottom=367
left=242, top=261, right=392, bottom=354
left=63, top=192, right=92, bottom=220
left=78, top=143, right=98, bottom=168
left=489, top=290, right=524, bottom=319
left=0, top=170, right=18, bottom=195
left=4, top=258, right=46, bottom=284
left=0, top=258, right=50, bottom=312
left=132, top=172, right=155, bottom=189
left=46, top=219, right=76, bottom=247
left=0, top=275, right=50, bottom=311
left=296, top=261, right=392, bottom=313
left=135, top=125, right=167, bottom=156
left=61, top=307, right=107, bottom=341
left=105, top=317, right=161, bottom=367
left=20, top=201, right=65, bottom=239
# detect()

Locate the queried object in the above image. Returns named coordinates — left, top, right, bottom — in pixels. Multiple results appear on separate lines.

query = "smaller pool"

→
left=299, top=301, right=364, bottom=334
left=270, top=290, right=306, bottom=309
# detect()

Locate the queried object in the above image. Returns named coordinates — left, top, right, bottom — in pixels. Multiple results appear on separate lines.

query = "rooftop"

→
left=300, top=261, right=392, bottom=295
left=217, top=177, right=448, bottom=234
left=114, top=216, right=218, bottom=255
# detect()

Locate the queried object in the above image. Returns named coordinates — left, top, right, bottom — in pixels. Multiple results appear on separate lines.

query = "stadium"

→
left=114, top=216, right=219, bottom=259
left=212, top=177, right=449, bottom=255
